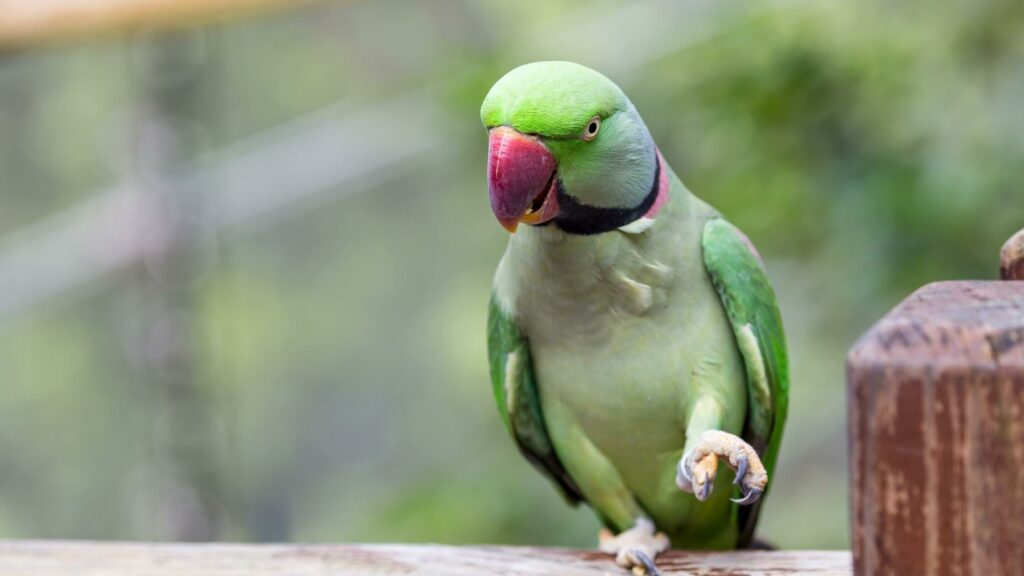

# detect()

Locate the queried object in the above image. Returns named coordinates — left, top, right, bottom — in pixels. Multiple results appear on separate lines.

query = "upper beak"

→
left=487, top=126, right=559, bottom=233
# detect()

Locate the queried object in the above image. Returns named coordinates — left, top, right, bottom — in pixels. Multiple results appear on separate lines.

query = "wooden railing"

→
left=0, top=541, right=850, bottom=575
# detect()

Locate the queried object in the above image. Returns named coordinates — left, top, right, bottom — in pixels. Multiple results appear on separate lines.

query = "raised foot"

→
left=675, top=430, right=767, bottom=505
left=598, top=518, right=669, bottom=576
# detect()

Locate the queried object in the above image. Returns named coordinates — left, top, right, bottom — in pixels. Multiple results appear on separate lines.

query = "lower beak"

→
left=487, top=127, right=559, bottom=233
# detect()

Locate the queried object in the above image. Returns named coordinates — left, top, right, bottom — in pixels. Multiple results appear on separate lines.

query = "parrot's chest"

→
left=531, top=320, right=695, bottom=455
left=495, top=224, right=731, bottom=455
left=524, top=283, right=731, bottom=457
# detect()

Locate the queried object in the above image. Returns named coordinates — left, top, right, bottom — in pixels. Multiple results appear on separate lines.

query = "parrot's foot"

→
left=598, top=518, right=669, bottom=576
left=675, top=430, right=767, bottom=505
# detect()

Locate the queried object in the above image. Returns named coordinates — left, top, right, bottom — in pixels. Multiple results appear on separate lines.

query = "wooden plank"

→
left=1002, top=228, right=1024, bottom=280
left=0, top=541, right=849, bottom=575
left=848, top=281, right=1024, bottom=576
left=0, top=0, right=318, bottom=48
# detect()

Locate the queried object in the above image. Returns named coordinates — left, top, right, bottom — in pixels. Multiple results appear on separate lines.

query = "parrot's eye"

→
left=582, top=116, right=601, bottom=141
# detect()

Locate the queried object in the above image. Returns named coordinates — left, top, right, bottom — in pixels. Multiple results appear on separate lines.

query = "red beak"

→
left=487, top=127, right=559, bottom=233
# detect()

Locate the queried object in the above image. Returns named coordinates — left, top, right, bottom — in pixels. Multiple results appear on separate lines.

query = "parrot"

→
left=482, top=61, right=788, bottom=575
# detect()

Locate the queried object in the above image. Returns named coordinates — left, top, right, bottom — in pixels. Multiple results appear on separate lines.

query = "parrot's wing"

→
left=487, top=294, right=584, bottom=504
left=701, top=217, right=790, bottom=547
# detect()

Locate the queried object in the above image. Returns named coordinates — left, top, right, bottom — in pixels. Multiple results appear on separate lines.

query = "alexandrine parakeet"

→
left=483, top=62, right=788, bottom=574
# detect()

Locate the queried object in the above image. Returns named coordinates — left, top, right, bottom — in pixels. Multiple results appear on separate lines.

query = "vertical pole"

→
left=126, top=30, right=222, bottom=541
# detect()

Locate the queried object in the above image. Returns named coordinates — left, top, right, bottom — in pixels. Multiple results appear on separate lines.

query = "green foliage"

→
left=0, top=0, right=1021, bottom=549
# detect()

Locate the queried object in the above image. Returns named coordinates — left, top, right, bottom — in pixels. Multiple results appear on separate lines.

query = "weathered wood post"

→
left=1001, top=229, right=1024, bottom=281
left=848, top=228, right=1024, bottom=576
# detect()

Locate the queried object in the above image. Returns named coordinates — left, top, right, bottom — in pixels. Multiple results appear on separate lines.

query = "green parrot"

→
left=482, top=62, right=788, bottom=574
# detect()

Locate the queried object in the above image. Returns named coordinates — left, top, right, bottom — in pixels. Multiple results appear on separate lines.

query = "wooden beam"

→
left=0, top=541, right=850, bottom=575
left=1002, top=228, right=1024, bottom=280
left=848, top=278, right=1024, bottom=575
left=0, top=0, right=318, bottom=48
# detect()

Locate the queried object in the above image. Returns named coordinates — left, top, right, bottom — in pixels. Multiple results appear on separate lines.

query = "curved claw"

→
left=696, top=476, right=713, bottom=501
left=679, top=451, right=693, bottom=483
left=731, top=487, right=763, bottom=506
left=633, top=550, right=661, bottom=576
left=675, top=452, right=694, bottom=492
left=733, top=455, right=748, bottom=486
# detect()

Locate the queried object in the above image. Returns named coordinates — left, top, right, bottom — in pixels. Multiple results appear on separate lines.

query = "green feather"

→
left=480, top=61, right=626, bottom=138
left=702, top=218, right=790, bottom=547
left=487, top=294, right=584, bottom=505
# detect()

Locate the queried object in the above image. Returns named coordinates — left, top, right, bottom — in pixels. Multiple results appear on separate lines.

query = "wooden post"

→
left=0, top=542, right=851, bottom=575
left=848, top=228, right=1024, bottom=576
left=1002, top=228, right=1024, bottom=281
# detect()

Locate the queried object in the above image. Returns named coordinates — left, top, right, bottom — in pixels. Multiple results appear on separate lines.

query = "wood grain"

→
left=0, top=541, right=850, bottom=575
left=848, top=281, right=1024, bottom=576
left=1002, top=228, right=1024, bottom=281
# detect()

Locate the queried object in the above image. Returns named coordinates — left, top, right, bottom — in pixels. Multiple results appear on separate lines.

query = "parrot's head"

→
left=481, top=61, right=659, bottom=234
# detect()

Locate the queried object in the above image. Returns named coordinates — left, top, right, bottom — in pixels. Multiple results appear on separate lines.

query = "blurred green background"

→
left=0, top=0, right=1021, bottom=550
